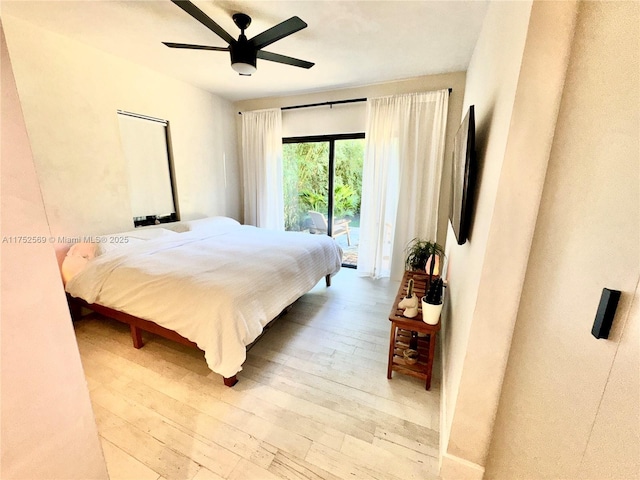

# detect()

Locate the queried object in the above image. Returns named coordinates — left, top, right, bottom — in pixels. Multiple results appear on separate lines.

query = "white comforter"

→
left=66, top=224, right=342, bottom=377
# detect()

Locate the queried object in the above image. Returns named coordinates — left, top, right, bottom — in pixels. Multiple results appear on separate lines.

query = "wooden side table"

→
left=387, top=271, right=441, bottom=390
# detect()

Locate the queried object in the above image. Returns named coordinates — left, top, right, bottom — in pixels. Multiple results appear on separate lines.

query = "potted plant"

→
left=404, top=238, right=445, bottom=278
left=421, top=277, right=444, bottom=325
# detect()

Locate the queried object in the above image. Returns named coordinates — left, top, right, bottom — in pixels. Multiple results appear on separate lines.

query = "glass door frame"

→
left=283, top=132, right=365, bottom=237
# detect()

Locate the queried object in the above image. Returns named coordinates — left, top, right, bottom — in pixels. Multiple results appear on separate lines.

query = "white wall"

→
left=234, top=72, right=466, bottom=246
left=1, top=22, right=108, bottom=479
left=440, top=1, right=580, bottom=477
left=485, top=1, right=640, bottom=477
left=440, top=5, right=531, bottom=471
left=2, top=14, right=240, bottom=240
left=282, top=102, right=367, bottom=138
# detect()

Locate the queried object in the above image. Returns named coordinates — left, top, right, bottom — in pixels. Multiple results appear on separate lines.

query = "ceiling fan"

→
left=163, top=0, right=314, bottom=76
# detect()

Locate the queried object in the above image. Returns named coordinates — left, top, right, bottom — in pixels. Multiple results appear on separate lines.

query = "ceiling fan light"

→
left=231, top=62, right=257, bottom=75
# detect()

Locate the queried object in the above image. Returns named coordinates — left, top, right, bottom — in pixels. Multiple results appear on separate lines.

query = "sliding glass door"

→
left=283, top=140, right=330, bottom=231
left=282, top=134, right=364, bottom=267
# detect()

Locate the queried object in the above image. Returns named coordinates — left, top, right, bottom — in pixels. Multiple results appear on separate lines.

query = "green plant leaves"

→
left=404, top=238, right=445, bottom=271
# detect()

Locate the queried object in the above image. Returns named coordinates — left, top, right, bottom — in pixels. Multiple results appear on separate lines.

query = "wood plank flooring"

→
left=73, top=268, right=442, bottom=480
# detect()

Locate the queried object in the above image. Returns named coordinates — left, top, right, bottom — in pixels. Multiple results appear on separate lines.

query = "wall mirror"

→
left=117, top=110, right=178, bottom=227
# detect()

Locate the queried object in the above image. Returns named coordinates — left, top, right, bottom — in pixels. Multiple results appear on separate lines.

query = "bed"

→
left=63, top=217, right=342, bottom=386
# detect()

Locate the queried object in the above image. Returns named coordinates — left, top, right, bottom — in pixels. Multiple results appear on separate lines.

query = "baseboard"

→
left=438, top=317, right=484, bottom=480
left=439, top=452, right=485, bottom=480
left=439, top=336, right=449, bottom=457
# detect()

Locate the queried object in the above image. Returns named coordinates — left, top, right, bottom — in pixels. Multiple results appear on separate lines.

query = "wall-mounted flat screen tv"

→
left=449, top=105, right=476, bottom=245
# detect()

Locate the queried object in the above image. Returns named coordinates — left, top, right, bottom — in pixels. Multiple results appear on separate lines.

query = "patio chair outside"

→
left=308, top=211, right=351, bottom=246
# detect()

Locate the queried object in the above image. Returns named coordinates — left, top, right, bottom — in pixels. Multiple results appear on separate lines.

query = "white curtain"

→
left=241, top=108, right=284, bottom=229
left=357, top=90, right=449, bottom=280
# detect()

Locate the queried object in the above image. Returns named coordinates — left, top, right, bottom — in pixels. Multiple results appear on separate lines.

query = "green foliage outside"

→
left=283, top=139, right=364, bottom=231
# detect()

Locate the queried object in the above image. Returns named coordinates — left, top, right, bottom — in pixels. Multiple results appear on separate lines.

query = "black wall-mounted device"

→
left=591, top=288, right=621, bottom=339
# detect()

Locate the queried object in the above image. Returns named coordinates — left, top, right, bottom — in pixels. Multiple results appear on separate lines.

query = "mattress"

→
left=65, top=221, right=342, bottom=377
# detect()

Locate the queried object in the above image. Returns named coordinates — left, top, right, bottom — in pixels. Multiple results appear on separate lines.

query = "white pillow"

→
left=65, top=227, right=179, bottom=260
left=95, top=236, right=146, bottom=256
left=61, top=255, right=90, bottom=285
left=119, top=227, right=179, bottom=240
left=67, top=242, right=98, bottom=260
left=63, top=241, right=102, bottom=284
left=95, top=228, right=177, bottom=256
left=183, top=216, right=240, bottom=232
left=160, top=222, right=190, bottom=233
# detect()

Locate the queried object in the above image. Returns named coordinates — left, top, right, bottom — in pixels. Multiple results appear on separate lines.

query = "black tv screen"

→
left=449, top=105, right=476, bottom=245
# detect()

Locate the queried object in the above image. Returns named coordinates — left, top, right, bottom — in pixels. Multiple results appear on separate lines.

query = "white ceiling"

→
left=2, top=0, right=489, bottom=102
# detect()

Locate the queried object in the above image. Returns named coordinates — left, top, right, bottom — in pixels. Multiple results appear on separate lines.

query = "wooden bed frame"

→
left=68, top=274, right=332, bottom=387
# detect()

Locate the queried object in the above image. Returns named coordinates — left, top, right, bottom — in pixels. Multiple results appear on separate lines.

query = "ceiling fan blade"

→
left=170, top=0, right=235, bottom=45
left=163, top=42, right=229, bottom=52
left=257, top=50, right=314, bottom=69
left=250, top=16, right=307, bottom=50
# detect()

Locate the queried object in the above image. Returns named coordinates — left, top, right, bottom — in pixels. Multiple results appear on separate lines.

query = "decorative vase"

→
left=399, top=278, right=419, bottom=317
left=421, top=298, right=442, bottom=325
left=398, top=294, right=418, bottom=310
left=403, top=304, right=419, bottom=318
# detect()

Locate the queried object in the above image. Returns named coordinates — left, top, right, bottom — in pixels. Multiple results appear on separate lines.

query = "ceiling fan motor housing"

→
left=230, top=36, right=257, bottom=74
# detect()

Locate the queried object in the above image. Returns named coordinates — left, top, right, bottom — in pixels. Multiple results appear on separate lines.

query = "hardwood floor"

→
left=73, top=268, right=442, bottom=480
